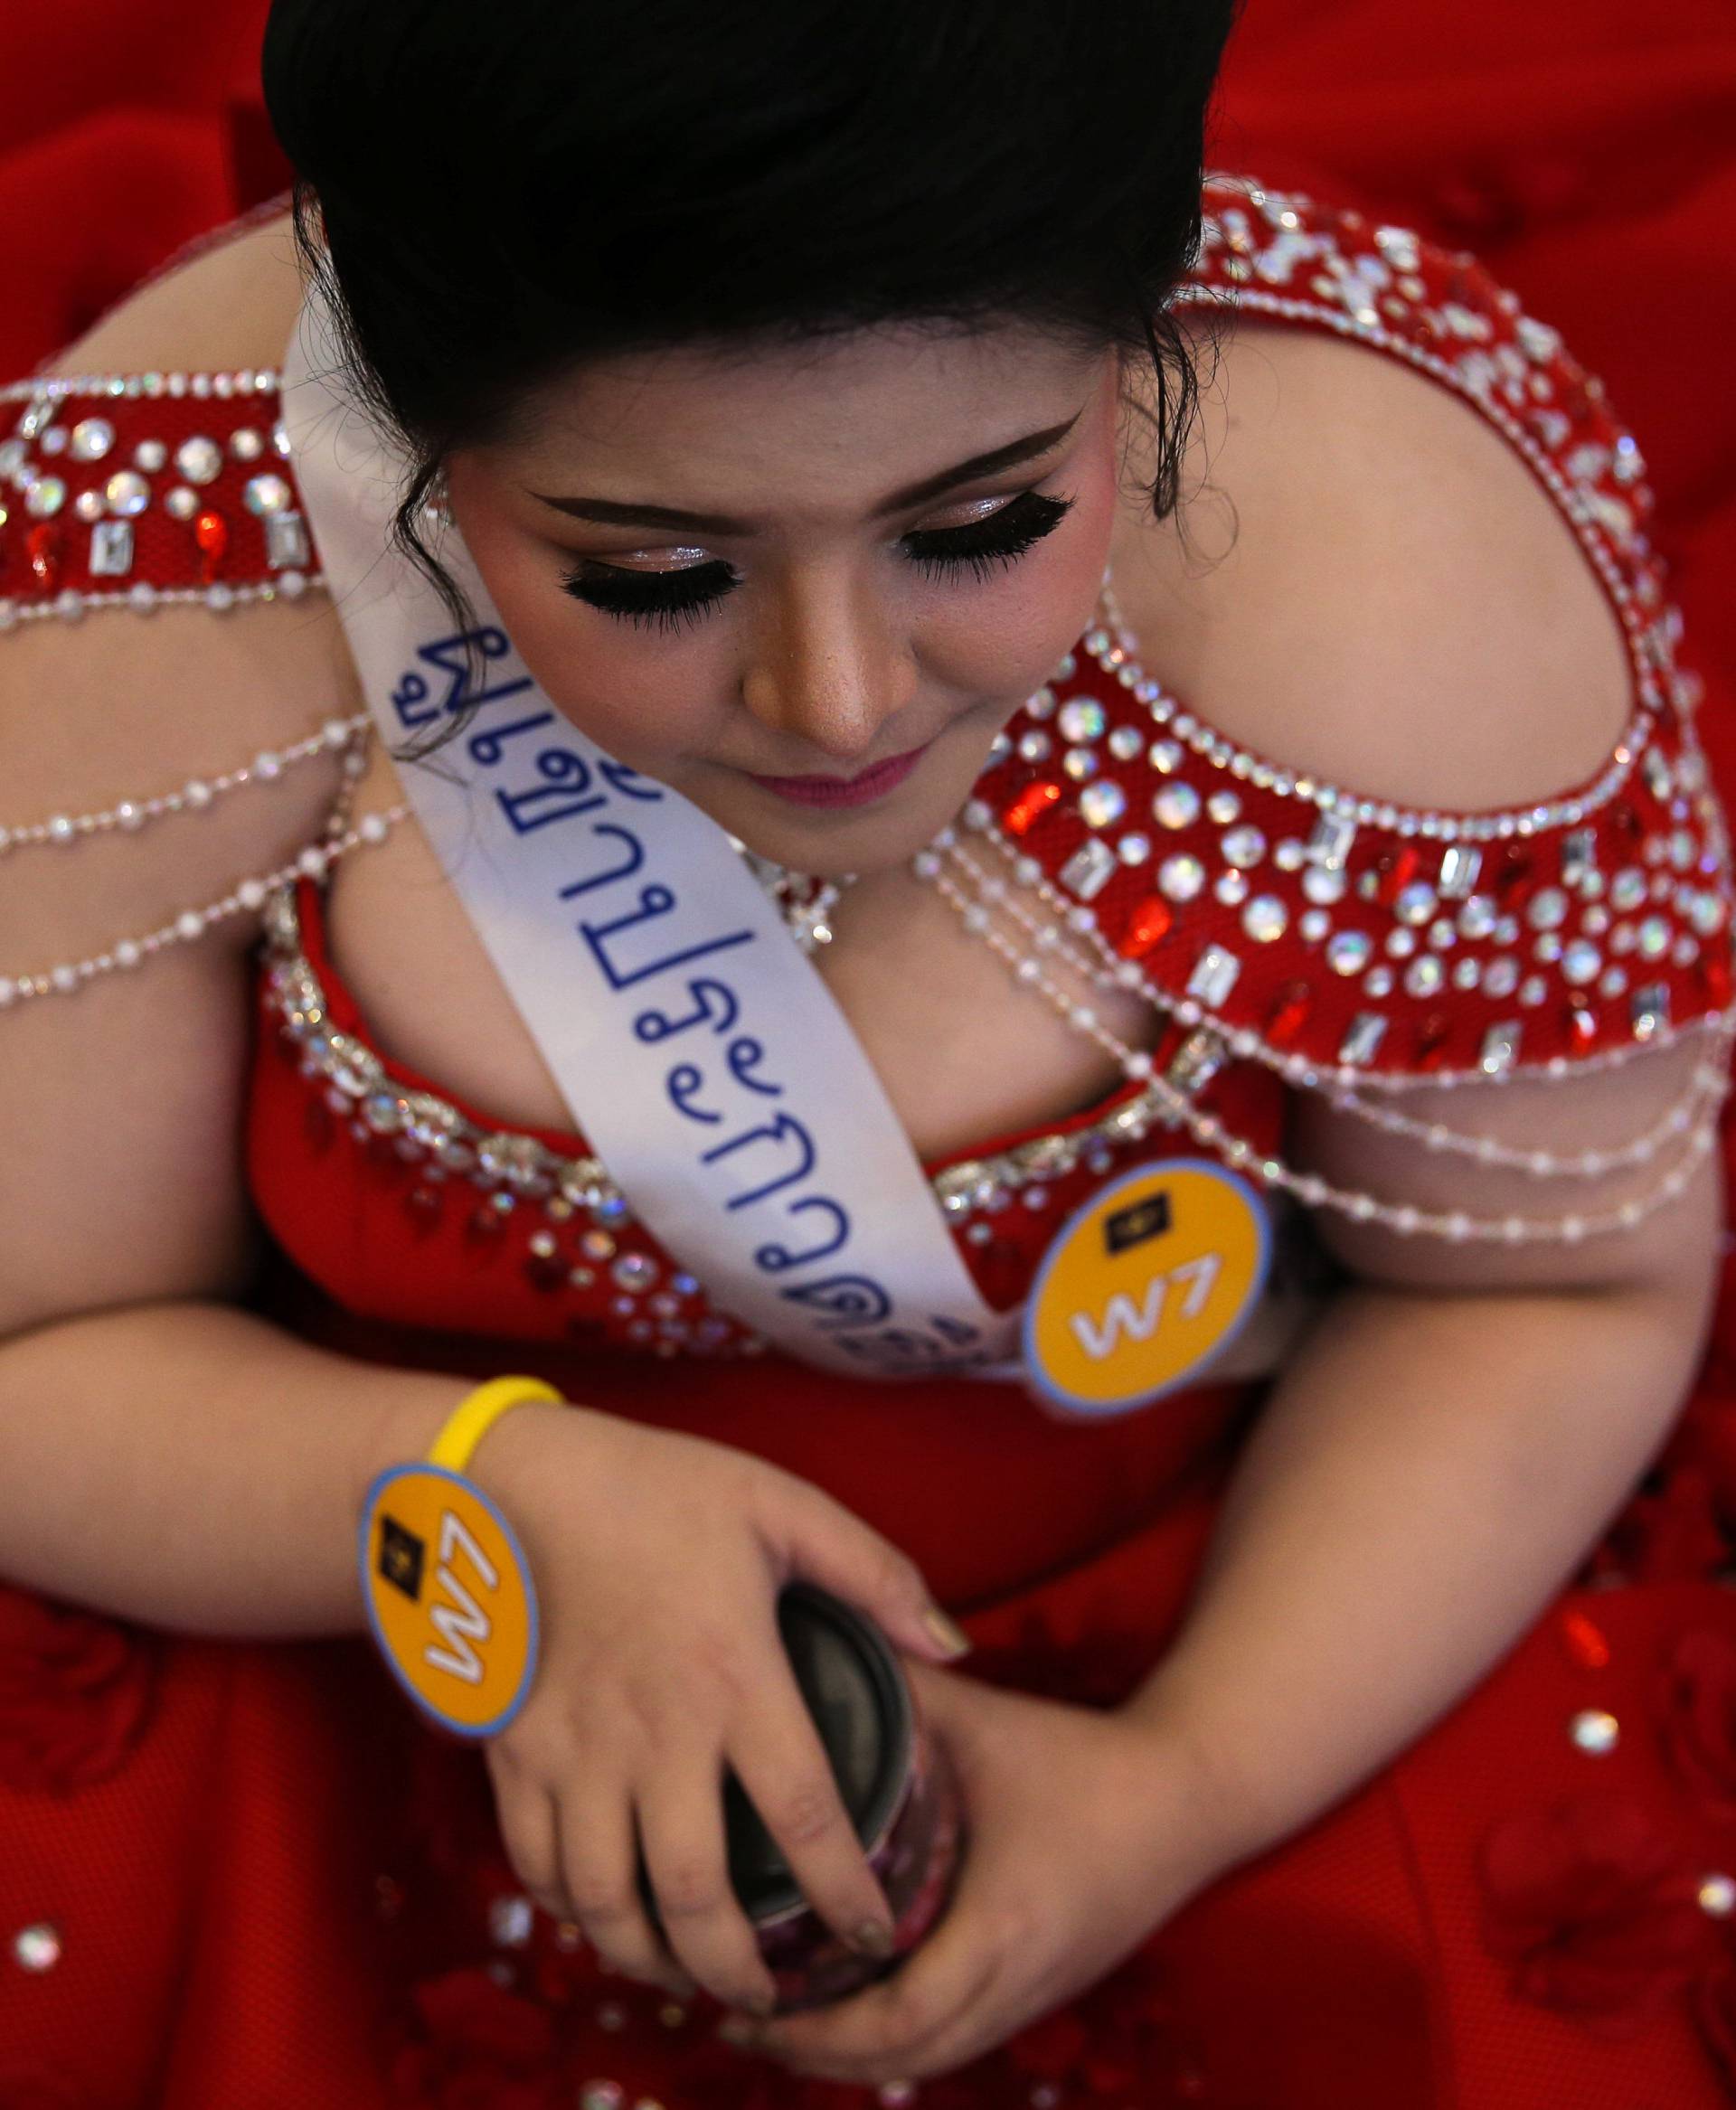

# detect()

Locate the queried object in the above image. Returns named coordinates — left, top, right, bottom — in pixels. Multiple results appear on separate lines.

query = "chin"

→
left=707, top=716, right=1005, bottom=876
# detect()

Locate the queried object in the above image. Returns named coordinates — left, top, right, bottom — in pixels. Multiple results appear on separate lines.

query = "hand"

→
left=719, top=1660, right=1235, bottom=2090
left=466, top=1400, right=972, bottom=2015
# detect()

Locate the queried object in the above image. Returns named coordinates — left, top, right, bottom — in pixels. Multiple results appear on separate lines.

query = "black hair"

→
left=261, top=0, right=1241, bottom=761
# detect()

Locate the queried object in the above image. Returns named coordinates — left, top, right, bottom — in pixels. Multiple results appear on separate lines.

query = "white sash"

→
left=280, top=281, right=1020, bottom=1381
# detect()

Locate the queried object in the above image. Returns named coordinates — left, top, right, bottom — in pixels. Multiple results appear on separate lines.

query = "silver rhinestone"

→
left=1309, top=813, right=1357, bottom=869
left=104, top=469, right=150, bottom=515
left=1561, top=827, right=1598, bottom=886
left=1327, top=930, right=1373, bottom=975
left=1158, top=853, right=1205, bottom=902
left=1457, top=895, right=1498, bottom=939
left=165, top=485, right=200, bottom=521
left=68, top=417, right=114, bottom=462
left=1561, top=939, right=1601, bottom=985
left=1061, top=747, right=1096, bottom=782
left=1339, top=1013, right=1387, bottom=1065
left=1148, top=739, right=1183, bottom=773
left=1221, top=824, right=1267, bottom=869
left=72, top=488, right=104, bottom=522
left=89, top=519, right=134, bottom=577
left=1701, top=1874, right=1736, bottom=1917
left=1394, top=881, right=1438, bottom=927
left=229, top=427, right=266, bottom=461
left=1116, top=832, right=1150, bottom=866
left=175, top=435, right=224, bottom=485
left=1479, top=1021, right=1522, bottom=1074
left=1057, top=696, right=1105, bottom=743
left=1061, top=839, right=1117, bottom=901
left=1186, top=943, right=1241, bottom=1007
left=243, top=471, right=293, bottom=516
left=1018, top=729, right=1052, bottom=762
left=1206, top=789, right=1241, bottom=824
left=488, top=1894, right=535, bottom=1947
left=1569, top=1708, right=1619, bottom=1755
left=133, top=438, right=168, bottom=472
left=1403, top=955, right=1445, bottom=998
left=1610, top=867, right=1648, bottom=911
left=580, top=2085, right=627, bottom=2110
left=1107, top=723, right=1142, bottom=761
left=1302, top=865, right=1346, bottom=906
left=1079, top=778, right=1126, bottom=830
left=1527, top=887, right=1569, bottom=930
left=1154, top=782, right=1201, bottom=830
left=1242, top=894, right=1288, bottom=942
left=1637, top=916, right=1672, bottom=960
left=1629, top=982, right=1670, bottom=1040
left=265, top=509, right=312, bottom=570
left=1300, top=909, right=1330, bottom=942
left=24, top=476, right=65, bottom=517
left=13, top=1922, right=61, bottom=1972
left=1439, top=843, right=1482, bottom=898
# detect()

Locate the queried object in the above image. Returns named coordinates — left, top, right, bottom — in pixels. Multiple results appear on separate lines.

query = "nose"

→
left=738, top=564, right=918, bottom=764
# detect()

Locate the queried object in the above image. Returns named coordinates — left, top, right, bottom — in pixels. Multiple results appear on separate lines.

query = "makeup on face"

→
left=744, top=741, right=931, bottom=809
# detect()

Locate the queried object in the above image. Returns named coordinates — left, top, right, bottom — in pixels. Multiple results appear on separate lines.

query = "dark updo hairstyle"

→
left=261, top=0, right=1241, bottom=759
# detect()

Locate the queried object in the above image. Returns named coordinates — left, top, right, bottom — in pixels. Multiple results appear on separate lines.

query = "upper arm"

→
left=0, top=214, right=355, bottom=1342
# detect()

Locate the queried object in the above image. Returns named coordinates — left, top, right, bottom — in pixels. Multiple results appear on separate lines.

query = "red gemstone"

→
left=1118, top=895, right=1173, bottom=959
left=1702, top=944, right=1733, bottom=1008
left=1567, top=1000, right=1599, bottom=1052
left=1373, top=844, right=1420, bottom=906
left=1265, top=979, right=1312, bottom=1045
left=402, top=1184, right=445, bottom=1236
left=1494, top=843, right=1532, bottom=899
left=193, top=508, right=230, bottom=584
left=25, top=522, right=61, bottom=591
left=1415, top=1012, right=1452, bottom=1069
left=1002, top=780, right=1062, bottom=836
left=1560, top=1609, right=1611, bottom=1671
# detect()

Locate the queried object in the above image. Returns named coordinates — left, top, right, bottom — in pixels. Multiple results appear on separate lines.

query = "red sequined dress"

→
left=6, top=177, right=1736, bottom=2110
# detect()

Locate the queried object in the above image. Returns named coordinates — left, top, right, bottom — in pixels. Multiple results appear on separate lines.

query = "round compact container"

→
left=640, top=1580, right=967, bottom=2012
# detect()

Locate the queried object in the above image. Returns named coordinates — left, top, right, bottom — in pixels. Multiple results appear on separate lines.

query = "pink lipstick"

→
left=746, top=744, right=929, bottom=809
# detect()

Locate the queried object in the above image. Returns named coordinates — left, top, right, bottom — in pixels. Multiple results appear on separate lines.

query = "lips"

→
left=745, top=743, right=929, bottom=809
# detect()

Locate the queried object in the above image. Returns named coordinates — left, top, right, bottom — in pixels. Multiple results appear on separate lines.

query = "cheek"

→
left=465, top=538, right=727, bottom=769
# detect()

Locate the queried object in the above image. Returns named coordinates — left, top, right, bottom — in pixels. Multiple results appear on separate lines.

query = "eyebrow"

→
left=524, top=408, right=1084, bottom=537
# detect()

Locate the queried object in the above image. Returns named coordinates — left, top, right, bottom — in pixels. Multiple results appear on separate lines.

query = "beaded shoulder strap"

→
left=967, top=175, right=1735, bottom=1090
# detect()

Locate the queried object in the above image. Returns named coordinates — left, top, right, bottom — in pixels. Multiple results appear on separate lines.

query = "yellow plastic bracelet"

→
left=359, top=1374, right=563, bottom=1738
left=425, top=1373, right=565, bottom=1473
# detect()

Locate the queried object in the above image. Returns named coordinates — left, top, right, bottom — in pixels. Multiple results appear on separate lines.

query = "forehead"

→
left=493, top=320, right=1108, bottom=504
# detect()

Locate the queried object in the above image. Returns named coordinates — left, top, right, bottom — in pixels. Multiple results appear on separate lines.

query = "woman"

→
left=2, top=3, right=1733, bottom=2105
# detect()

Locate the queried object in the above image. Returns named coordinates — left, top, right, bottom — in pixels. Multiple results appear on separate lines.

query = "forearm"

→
left=0, top=1297, right=476, bottom=1637
left=1126, top=1272, right=1714, bottom=1864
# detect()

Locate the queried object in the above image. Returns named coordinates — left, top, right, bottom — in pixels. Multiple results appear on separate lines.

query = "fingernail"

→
left=719, top=2017, right=758, bottom=2046
left=749, top=1986, right=778, bottom=2018
left=853, top=1917, right=896, bottom=1958
left=923, top=1606, right=973, bottom=1658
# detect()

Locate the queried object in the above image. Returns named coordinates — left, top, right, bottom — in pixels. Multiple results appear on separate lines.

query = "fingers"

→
left=770, top=1481, right=970, bottom=1665
left=726, top=1666, right=898, bottom=1960
left=746, top=1923, right=1003, bottom=2083
left=554, top=1772, right=696, bottom=2002
left=491, top=1765, right=567, bottom=1925
left=637, top=1751, right=781, bottom=2015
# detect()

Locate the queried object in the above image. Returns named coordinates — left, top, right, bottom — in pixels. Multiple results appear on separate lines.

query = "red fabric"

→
left=6, top=6, right=1736, bottom=2107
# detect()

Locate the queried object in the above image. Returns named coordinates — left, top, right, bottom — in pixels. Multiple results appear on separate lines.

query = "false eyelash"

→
left=900, top=489, right=1075, bottom=582
left=558, top=485, right=1076, bottom=628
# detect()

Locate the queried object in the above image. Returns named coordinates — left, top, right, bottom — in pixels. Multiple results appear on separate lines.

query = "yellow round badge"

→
left=1024, top=1157, right=1271, bottom=1417
left=359, top=1464, right=539, bottom=1738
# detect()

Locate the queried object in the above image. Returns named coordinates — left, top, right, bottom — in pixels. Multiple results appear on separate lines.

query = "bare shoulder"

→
left=1109, top=314, right=1634, bottom=814
left=45, top=206, right=307, bottom=382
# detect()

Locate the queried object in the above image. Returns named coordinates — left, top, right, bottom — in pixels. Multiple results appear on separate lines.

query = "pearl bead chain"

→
left=0, top=713, right=370, bottom=855
left=932, top=832, right=1736, bottom=1182
left=0, top=797, right=410, bottom=1010
left=920, top=848, right=1726, bottom=1245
